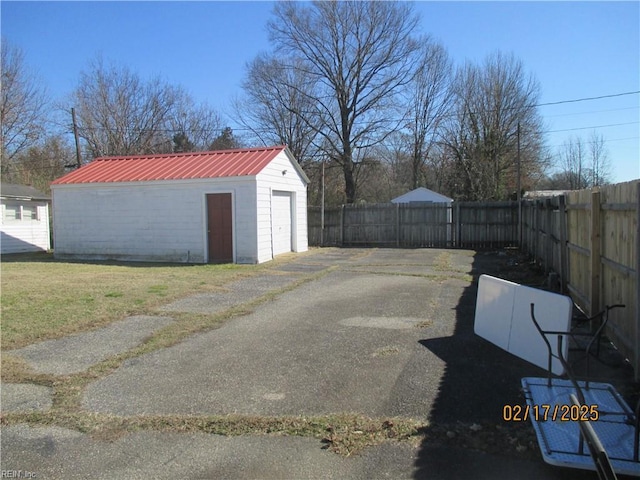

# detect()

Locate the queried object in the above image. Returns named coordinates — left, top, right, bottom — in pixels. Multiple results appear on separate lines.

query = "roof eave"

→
left=282, top=146, right=310, bottom=184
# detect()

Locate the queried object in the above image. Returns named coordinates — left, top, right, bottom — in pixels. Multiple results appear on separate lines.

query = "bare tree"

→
left=553, top=131, right=612, bottom=189
left=71, top=58, right=226, bottom=159
left=268, top=1, right=420, bottom=203
left=1, top=40, right=49, bottom=168
left=7, top=135, right=73, bottom=194
left=236, top=54, right=321, bottom=163
left=405, top=39, right=453, bottom=189
left=587, top=131, right=612, bottom=187
left=72, top=58, right=180, bottom=158
left=168, top=90, right=223, bottom=152
left=444, top=52, right=545, bottom=200
left=377, top=131, right=412, bottom=193
left=557, top=135, right=587, bottom=190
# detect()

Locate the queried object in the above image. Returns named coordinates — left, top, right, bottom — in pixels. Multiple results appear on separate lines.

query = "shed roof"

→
left=1, top=182, right=50, bottom=200
left=391, top=187, right=453, bottom=204
left=51, top=145, right=306, bottom=185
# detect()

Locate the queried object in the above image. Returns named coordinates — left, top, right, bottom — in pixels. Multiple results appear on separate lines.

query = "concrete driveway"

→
left=2, top=248, right=602, bottom=479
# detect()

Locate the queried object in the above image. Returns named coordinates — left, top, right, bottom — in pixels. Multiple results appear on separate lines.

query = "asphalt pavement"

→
left=2, top=247, right=623, bottom=479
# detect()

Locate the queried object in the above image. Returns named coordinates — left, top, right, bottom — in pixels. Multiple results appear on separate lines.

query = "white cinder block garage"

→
left=51, top=146, right=309, bottom=264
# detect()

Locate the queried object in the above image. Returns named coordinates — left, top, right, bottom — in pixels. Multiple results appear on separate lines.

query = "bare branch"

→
left=268, top=1, right=420, bottom=202
left=1, top=40, right=49, bottom=165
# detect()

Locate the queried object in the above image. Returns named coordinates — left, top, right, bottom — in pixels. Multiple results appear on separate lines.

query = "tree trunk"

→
left=342, top=158, right=356, bottom=204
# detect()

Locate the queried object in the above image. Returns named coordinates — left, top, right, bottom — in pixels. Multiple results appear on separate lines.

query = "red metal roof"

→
left=52, top=146, right=288, bottom=185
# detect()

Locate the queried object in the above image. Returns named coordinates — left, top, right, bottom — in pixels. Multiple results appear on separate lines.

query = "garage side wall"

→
left=52, top=179, right=257, bottom=263
left=255, top=152, right=308, bottom=263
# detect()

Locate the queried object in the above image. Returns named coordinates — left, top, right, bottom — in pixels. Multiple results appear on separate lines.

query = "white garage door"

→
left=272, top=191, right=292, bottom=256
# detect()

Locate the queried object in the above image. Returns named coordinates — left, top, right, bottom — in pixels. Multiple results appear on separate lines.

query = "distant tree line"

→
left=1, top=2, right=612, bottom=199
left=1, top=43, right=241, bottom=193
left=234, top=2, right=611, bottom=204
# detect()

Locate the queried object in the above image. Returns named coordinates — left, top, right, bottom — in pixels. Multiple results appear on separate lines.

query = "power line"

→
left=55, top=88, right=640, bottom=158
left=546, top=106, right=640, bottom=118
left=9, top=134, right=638, bottom=174
left=547, top=136, right=639, bottom=150
left=535, top=91, right=640, bottom=107
left=67, top=90, right=640, bottom=136
left=546, top=121, right=639, bottom=134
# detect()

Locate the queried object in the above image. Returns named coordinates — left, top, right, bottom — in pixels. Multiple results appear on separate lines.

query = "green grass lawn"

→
left=1, top=252, right=251, bottom=350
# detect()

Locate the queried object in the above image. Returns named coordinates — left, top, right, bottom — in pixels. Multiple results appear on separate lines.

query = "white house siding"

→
left=52, top=178, right=257, bottom=263
left=0, top=201, right=51, bottom=253
left=255, top=150, right=308, bottom=263
left=256, top=153, right=308, bottom=262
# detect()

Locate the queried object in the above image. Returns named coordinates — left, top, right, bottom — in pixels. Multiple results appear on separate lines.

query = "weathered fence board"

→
left=566, top=189, right=593, bottom=311
left=598, top=181, right=639, bottom=376
left=309, top=180, right=639, bottom=379
left=399, top=203, right=452, bottom=247
left=520, top=180, right=639, bottom=380
left=308, top=201, right=517, bottom=249
left=521, top=197, right=565, bottom=280
left=456, top=201, right=518, bottom=249
left=344, top=203, right=399, bottom=246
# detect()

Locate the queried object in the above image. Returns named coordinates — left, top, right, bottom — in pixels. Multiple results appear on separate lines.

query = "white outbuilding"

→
left=391, top=187, right=454, bottom=244
left=1, top=183, right=51, bottom=254
left=51, top=146, right=308, bottom=264
left=391, top=187, right=453, bottom=205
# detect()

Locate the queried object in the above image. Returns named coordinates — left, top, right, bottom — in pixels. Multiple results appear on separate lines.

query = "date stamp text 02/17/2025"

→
left=503, top=404, right=600, bottom=422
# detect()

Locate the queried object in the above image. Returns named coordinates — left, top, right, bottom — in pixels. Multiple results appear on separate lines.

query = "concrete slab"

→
left=160, top=273, right=300, bottom=314
left=1, top=426, right=357, bottom=480
left=343, top=264, right=451, bottom=276
left=84, top=270, right=455, bottom=417
left=297, top=249, right=368, bottom=265
left=1, top=383, right=52, bottom=412
left=8, top=315, right=174, bottom=375
left=4, top=248, right=627, bottom=480
left=0, top=425, right=594, bottom=480
left=272, top=262, right=329, bottom=273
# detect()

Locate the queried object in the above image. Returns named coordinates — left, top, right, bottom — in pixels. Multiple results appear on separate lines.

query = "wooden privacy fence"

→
left=308, top=180, right=639, bottom=378
left=308, top=201, right=518, bottom=249
left=521, top=180, right=640, bottom=380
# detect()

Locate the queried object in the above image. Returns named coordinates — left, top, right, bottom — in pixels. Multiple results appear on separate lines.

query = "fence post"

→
left=558, top=195, right=568, bottom=294
left=455, top=202, right=461, bottom=248
left=396, top=203, right=400, bottom=247
left=532, top=201, right=537, bottom=264
left=340, top=204, right=345, bottom=247
left=518, top=199, right=523, bottom=248
left=544, top=199, right=551, bottom=274
left=590, top=191, right=602, bottom=320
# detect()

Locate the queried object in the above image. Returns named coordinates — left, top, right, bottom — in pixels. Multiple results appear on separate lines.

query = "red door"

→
left=207, top=193, right=233, bottom=263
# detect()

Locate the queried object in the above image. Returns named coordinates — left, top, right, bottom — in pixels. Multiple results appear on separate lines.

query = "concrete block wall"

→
left=52, top=178, right=257, bottom=263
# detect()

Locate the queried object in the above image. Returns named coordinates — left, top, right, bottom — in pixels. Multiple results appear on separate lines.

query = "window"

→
left=23, top=205, right=38, bottom=220
left=2, top=202, right=40, bottom=221
left=3, top=203, right=21, bottom=221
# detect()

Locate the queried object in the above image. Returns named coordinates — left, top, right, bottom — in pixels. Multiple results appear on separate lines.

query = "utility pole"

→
left=517, top=122, right=522, bottom=246
left=321, top=158, right=325, bottom=247
left=71, top=108, right=82, bottom=168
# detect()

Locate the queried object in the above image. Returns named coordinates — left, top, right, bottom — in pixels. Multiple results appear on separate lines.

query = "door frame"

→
left=270, top=189, right=296, bottom=258
left=204, top=191, right=235, bottom=263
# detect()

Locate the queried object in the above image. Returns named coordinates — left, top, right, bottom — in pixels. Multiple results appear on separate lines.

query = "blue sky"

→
left=2, top=1, right=639, bottom=183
